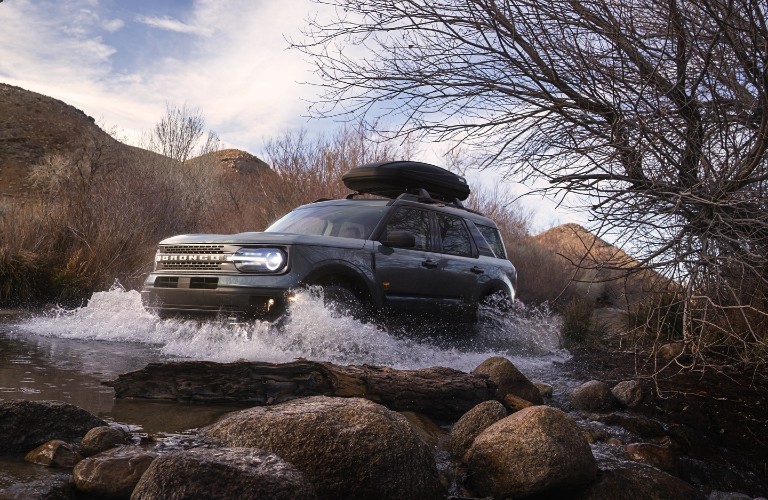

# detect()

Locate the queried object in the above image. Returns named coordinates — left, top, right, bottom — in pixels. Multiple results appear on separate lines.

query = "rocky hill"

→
left=0, top=83, right=269, bottom=201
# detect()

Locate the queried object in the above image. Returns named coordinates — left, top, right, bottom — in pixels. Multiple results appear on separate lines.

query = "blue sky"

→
left=0, top=0, right=578, bottom=230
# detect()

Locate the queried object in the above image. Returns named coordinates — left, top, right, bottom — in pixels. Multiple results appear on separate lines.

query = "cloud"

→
left=135, top=15, right=211, bottom=36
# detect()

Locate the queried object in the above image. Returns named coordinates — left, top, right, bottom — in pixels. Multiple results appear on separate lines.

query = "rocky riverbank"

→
left=0, top=355, right=766, bottom=499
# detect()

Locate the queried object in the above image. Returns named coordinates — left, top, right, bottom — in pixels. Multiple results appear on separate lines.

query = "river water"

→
left=0, top=286, right=571, bottom=485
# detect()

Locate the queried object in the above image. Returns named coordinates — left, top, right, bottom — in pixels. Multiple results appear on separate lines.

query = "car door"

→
left=373, top=206, right=443, bottom=308
left=431, top=212, right=484, bottom=307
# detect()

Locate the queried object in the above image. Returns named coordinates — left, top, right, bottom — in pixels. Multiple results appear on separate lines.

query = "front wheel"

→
left=320, top=285, right=367, bottom=321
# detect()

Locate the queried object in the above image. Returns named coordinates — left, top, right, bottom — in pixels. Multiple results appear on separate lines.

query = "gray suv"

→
left=141, top=161, right=517, bottom=322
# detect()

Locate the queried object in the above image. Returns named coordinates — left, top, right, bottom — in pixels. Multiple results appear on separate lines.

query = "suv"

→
left=141, top=161, right=517, bottom=322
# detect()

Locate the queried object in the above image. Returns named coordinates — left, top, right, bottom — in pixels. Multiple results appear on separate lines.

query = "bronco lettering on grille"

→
left=156, top=255, right=228, bottom=262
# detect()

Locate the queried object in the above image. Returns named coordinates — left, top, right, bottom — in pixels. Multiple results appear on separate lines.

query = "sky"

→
left=0, top=0, right=581, bottom=231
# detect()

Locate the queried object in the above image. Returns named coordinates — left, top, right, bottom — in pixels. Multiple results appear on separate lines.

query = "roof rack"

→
left=340, top=189, right=483, bottom=215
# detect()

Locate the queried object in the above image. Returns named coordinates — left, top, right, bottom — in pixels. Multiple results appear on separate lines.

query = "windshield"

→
left=265, top=204, right=388, bottom=239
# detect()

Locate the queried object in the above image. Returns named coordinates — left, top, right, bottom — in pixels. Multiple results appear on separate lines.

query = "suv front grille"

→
left=155, top=244, right=237, bottom=272
left=161, top=245, right=225, bottom=254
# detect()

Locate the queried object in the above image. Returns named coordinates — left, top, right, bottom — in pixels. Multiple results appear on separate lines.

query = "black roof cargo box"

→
left=342, top=161, right=471, bottom=201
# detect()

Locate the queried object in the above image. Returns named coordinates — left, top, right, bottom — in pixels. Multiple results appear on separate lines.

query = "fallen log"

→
left=105, top=359, right=496, bottom=421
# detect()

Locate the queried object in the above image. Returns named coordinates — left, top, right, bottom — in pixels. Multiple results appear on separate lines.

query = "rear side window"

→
left=477, top=225, right=507, bottom=259
left=437, top=213, right=473, bottom=257
left=384, top=207, right=432, bottom=250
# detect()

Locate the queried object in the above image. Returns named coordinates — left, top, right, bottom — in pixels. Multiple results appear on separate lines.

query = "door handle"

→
left=470, top=266, right=485, bottom=274
left=421, top=259, right=438, bottom=269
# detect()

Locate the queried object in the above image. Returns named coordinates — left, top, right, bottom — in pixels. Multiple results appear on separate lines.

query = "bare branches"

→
left=297, top=0, right=768, bottom=366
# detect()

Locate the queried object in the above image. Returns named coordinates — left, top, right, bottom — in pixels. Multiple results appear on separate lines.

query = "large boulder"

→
left=465, top=405, right=597, bottom=498
left=73, top=445, right=157, bottom=498
left=574, top=462, right=702, bottom=500
left=472, top=357, right=544, bottom=404
left=449, top=400, right=507, bottom=459
left=202, top=396, right=443, bottom=499
left=569, top=380, right=619, bottom=412
left=0, top=400, right=106, bottom=453
left=131, top=447, right=316, bottom=500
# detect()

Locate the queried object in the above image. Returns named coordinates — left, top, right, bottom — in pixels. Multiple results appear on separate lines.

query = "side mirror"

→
left=380, top=230, right=416, bottom=248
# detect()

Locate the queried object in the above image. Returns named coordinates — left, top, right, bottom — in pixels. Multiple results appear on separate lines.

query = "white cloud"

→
left=135, top=15, right=211, bottom=36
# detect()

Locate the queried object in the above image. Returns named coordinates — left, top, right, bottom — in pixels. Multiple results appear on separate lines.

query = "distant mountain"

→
left=530, top=223, right=667, bottom=308
left=0, top=83, right=270, bottom=200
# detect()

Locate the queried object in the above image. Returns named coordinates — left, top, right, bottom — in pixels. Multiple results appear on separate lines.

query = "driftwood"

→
left=105, top=360, right=496, bottom=421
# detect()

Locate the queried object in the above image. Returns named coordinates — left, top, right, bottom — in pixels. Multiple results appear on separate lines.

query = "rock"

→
left=594, top=413, right=667, bottom=440
left=657, top=342, right=687, bottom=363
left=626, top=442, right=679, bottom=474
left=502, top=393, right=534, bottom=412
left=80, top=426, right=130, bottom=457
left=534, top=381, right=554, bottom=398
left=465, top=405, right=597, bottom=498
left=0, top=473, right=77, bottom=499
left=612, top=380, right=644, bottom=408
left=472, top=356, right=543, bottom=404
left=569, top=380, right=619, bottom=412
left=131, top=447, right=316, bottom=500
left=73, top=445, right=157, bottom=498
left=0, top=400, right=106, bottom=453
left=24, top=440, right=82, bottom=468
left=574, top=462, right=702, bottom=500
left=707, top=492, right=755, bottom=500
left=202, top=396, right=443, bottom=499
left=449, top=400, right=507, bottom=459
left=399, top=411, right=449, bottom=449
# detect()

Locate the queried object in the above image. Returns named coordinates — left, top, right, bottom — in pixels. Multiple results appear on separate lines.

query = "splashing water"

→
left=14, top=286, right=567, bottom=375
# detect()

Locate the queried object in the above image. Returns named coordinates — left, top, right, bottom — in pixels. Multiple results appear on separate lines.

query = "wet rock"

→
left=626, top=442, right=679, bottom=474
left=569, top=380, right=619, bottom=412
left=449, top=400, right=507, bottom=459
left=0, top=473, right=77, bottom=500
left=612, top=380, right=644, bottom=408
left=73, top=445, right=157, bottom=498
left=502, top=393, right=534, bottom=412
left=707, top=492, right=756, bottom=500
left=24, top=440, right=82, bottom=468
left=399, top=411, right=448, bottom=449
left=202, top=396, right=443, bottom=499
left=0, top=400, right=106, bottom=453
left=575, top=462, right=702, bottom=499
left=534, top=381, right=554, bottom=399
left=80, top=426, right=130, bottom=457
left=472, top=356, right=543, bottom=404
left=594, top=413, right=667, bottom=440
left=131, top=447, right=316, bottom=500
left=465, top=405, right=597, bottom=498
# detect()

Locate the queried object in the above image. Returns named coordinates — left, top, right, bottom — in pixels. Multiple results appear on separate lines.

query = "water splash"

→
left=16, top=287, right=568, bottom=375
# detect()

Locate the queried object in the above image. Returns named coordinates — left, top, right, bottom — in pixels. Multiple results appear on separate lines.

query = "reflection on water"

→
left=0, top=287, right=570, bottom=486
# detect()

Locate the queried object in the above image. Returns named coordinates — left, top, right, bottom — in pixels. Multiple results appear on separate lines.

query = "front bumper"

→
left=141, top=273, right=292, bottom=320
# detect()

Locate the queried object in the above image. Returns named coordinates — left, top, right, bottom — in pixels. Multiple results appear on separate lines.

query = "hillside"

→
left=0, top=83, right=121, bottom=199
left=0, top=83, right=270, bottom=201
left=527, top=223, right=669, bottom=309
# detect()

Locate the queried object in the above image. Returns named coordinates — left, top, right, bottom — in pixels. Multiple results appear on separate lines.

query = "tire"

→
left=321, top=284, right=367, bottom=320
left=480, top=289, right=513, bottom=313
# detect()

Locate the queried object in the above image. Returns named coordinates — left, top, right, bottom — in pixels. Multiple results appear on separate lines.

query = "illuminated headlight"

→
left=231, top=248, right=286, bottom=273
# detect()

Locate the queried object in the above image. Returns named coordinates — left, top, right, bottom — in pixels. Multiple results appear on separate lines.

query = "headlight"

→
left=231, top=248, right=286, bottom=273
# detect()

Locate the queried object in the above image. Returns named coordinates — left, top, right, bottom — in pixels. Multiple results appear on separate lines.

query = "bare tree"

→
left=144, top=102, right=220, bottom=164
left=295, top=0, right=768, bottom=366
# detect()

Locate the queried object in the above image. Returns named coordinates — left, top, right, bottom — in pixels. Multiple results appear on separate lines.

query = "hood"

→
left=158, top=231, right=368, bottom=250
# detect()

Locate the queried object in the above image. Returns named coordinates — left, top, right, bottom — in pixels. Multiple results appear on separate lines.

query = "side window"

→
left=437, top=213, right=473, bottom=257
left=477, top=225, right=507, bottom=259
left=384, top=207, right=431, bottom=250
